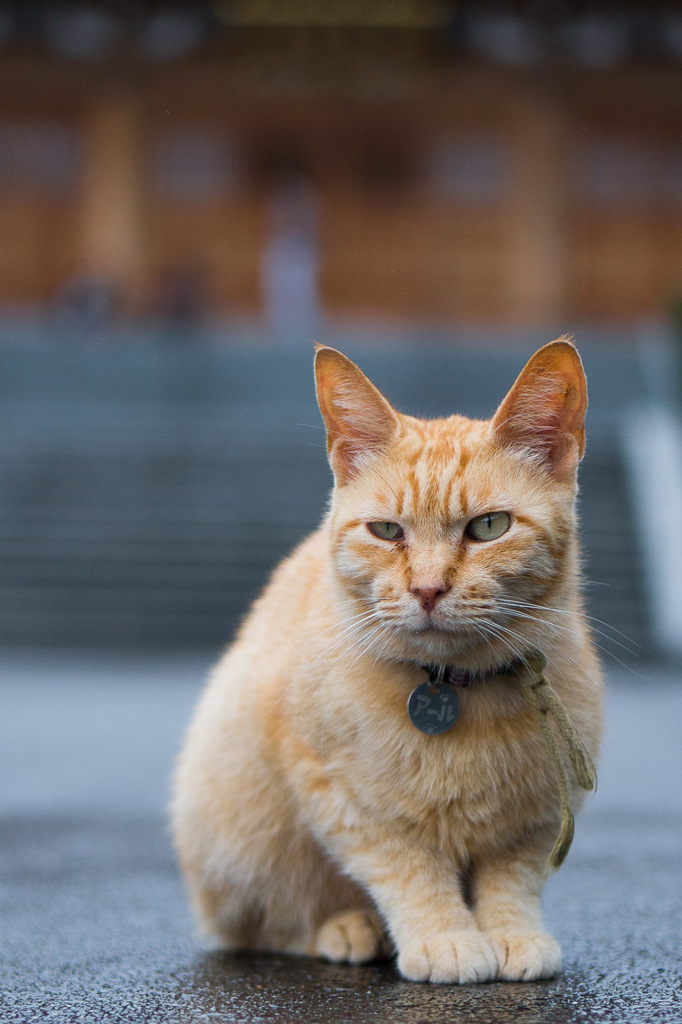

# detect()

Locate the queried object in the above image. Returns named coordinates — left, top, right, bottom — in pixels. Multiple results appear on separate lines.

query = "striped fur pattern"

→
left=172, top=340, right=603, bottom=984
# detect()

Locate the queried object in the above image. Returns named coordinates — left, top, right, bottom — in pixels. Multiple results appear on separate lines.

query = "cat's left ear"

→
left=315, top=346, right=399, bottom=484
left=491, top=338, right=587, bottom=481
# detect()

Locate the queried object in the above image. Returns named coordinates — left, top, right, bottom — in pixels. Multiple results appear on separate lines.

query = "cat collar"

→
left=422, top=664, right=477, bottom=688
left=407, top=661, right=511, bottom=737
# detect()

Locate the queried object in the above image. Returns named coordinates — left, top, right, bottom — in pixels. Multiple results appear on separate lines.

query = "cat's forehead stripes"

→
left=390, top=416, right=487, bottom=524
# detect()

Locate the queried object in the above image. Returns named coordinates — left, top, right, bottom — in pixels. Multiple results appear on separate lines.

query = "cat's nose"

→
left=411, top=585, right=449, bottom=614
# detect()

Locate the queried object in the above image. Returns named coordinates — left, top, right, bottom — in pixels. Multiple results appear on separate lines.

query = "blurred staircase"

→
left=0, top=341, right=651, bottom=656
left=577, top=449, right=649, bottom=662
left=0, top=442, right=329, bottom=648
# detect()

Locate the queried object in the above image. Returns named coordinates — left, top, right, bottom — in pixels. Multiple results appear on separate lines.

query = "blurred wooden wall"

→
left=1, top=53, right=682, bottom=326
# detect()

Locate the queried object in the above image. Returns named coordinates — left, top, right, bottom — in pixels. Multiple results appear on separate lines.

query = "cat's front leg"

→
left=326, top=826, right=497, bottom=984
left=472, top=850, right=561, bottom=981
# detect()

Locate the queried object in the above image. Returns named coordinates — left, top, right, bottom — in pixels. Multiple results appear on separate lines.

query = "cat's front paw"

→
left=397, top=930, right=497, bottom=984
left=315, top=910, right=386, bottom=964
left=487, top=930, right=561, bottom=981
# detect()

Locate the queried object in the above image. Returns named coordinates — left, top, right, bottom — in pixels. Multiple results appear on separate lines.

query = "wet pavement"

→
left=1, top=653, right=681, bottom=1024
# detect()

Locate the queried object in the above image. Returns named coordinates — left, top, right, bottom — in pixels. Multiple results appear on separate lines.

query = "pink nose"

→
left=411, top=585, right=449, bottom=614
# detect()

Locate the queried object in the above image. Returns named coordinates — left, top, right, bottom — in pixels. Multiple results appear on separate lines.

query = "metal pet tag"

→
left=407, top=681, right=459, bottom=735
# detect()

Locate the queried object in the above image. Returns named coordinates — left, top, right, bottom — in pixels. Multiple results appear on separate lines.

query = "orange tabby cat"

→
left=172, top=339, right=603, bottom=984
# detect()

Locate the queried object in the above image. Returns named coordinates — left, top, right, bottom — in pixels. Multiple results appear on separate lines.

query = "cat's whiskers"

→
left=336, top=598, right=604, bottom=693
left=321, top=610, right=381, bottom=647
left=331, top=618, right=396, bottom=666
left=317, top=618, right=399, bottom=748
left=495, top=596, right=638, bottom=653
left=501, top=620, right=612, bottom=691
left=499, top=607, right=600, bottom=656
left=482, top=614, right=560, bottom=669
left=454, top=614, right=506, bottom=671
left=304, top=618, right=384, bottom=692
left=475, top=619, right=533, bottom=675
left=355, top=621, right=402, bottom=699
left=475, top=618, right=580, bottom=695
left=277, top=611, right=380, bottom=692
left=477, top=604, right=597, bottom=690
left=468, top=607, right=564, bottom=682
left=291, top=606, right=377, bottom=645
left=270, top=609, right=384, bottom=728
left=456, top=592, right=637, bottom=683
left=477, top=616, right=589, bottom=692
left=495, top=605, right=582, bottom=644
left=493, top=599, right=640, bottom=677
left=309, top=605, right=391, bottom=670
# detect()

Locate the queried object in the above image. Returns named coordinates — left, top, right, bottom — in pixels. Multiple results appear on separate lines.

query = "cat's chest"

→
left=294, top=683, right=554, bottom=856
left=364, top=706, right=545, bottom=812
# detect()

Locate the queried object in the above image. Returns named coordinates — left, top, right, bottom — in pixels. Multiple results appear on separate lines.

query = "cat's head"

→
left=315, top=340, right=588, bottom=670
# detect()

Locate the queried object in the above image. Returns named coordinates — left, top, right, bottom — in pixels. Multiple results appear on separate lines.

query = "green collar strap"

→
left=516, top=650, right=597, bottom=872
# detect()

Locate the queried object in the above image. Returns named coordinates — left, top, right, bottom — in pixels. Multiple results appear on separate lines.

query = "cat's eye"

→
left=367, top=521, right=404, bottom=542
left=465, top=512, right=511, bottom=543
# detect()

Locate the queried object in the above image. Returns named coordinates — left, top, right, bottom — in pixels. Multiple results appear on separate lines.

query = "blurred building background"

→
left=5, top=0, right=682, bottom=325
left=0, top=0, right=680, bottom=659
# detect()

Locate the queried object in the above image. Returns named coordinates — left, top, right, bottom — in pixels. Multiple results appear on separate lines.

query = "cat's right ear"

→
left=314, top=346, right=399, bottom=484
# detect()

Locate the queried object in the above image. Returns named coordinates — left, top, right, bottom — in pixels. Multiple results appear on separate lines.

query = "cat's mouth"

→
left=407, top=619, right=478, bottom=639
left=387, top=611, right=525, bottom=674
left=395, top=623, right=489, bottom=664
